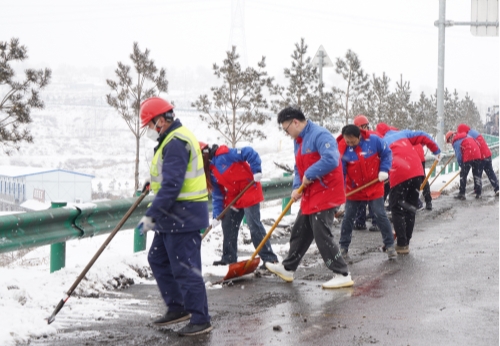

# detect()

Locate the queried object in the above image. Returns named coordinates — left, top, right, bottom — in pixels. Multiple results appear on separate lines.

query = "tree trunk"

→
left=134, top=135, right=140, bottom=192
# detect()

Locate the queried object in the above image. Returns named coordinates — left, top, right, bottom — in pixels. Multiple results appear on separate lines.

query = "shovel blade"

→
left=430, top=191, right=441, bottom=199
left=223, top=258, right=260, bottom=281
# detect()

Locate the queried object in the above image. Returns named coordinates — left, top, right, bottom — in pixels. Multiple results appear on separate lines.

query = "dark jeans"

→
left=220, top=203, right=278, bottom=264
left=389, top=177, right=422, bottom=247
left=282, top=208, right=348, bottom=276
left=481, top=157, right=499, bottom=192
left=340, top=198, right=394, bottom=249
left=354, top=202, right=377, bottom=227
left=421, top=161, right=432, bottom=203
left=459, top=160, right=482, bottom=196
left=148, top=231, right=210, bottom=324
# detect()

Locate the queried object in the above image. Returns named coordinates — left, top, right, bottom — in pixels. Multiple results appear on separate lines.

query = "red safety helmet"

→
left=140, top=97, right=174, bottom=128
left=199, top=141, right=209, bottom=154
left=445, top=131, right=455, bottom=143
left=353, top=114, right=369, bottom=127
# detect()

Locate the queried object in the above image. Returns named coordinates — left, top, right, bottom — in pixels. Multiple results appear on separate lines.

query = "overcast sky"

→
left=2, top=0, right=499, bottom=109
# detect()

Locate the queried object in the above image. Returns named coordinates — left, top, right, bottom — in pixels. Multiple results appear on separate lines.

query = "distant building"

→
left=0, top=166, right=94, bottom=212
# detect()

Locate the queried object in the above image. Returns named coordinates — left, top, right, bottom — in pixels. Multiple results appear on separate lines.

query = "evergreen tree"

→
left=331, top=49, right=370, bottom=125
left=443, top=88, right=461, bottom=132
left=269, top=38, right=333, bottom=124
left=192, top=46, right=273, bottom=148
left=365, top=72, right=391, bottom=125
left=412, top=92, right=437, bottom=136
left=0, top=38, right=51, bottom=155
left=106, top=42, right=168, bottom=191
left=387, top=74, right=414, bottom=130
left=459, top=93, right=483, bottom=131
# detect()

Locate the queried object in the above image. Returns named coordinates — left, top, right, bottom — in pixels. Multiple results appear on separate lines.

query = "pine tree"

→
left=412, top=92, right=437, bottom=136
left=365, top=72, right=391, bottom=125
left=388, top=74, right=414, bottom=130
left=331, top=50, right=370, bottom=125
left=270, top=39, right=320, bottom=119
left=106, top=42, right=168, bottom=192
left=443, top=88, right=461, bottom=132
left=192, top=46, right=273, bottom=148
left=459, top=93, right=483, bottom=131
left=0, top=38, right=51, bottom=155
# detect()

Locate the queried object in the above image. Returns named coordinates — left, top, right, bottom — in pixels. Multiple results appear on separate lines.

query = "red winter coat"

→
left=457, top=124, right=492, bottom=159
left=451, top=132, right=482, bottom=164
left=414, top=144, right=425, bottom=162
left=376, top=123, right=441, bottom=188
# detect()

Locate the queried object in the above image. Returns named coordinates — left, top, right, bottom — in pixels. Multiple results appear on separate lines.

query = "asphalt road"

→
left=30, top=185, right=499, bottom=346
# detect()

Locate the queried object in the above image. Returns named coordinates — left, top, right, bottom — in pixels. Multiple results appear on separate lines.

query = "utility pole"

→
left=434, top=0, right=498, bottom=149
left=312, top=45, right=333, bottom=126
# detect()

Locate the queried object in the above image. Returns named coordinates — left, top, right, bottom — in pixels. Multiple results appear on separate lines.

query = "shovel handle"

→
left=47, top=188, right=149, bottom=324
left=438, top=170, right=461, bottom=193
left=201, top=180, right=256, bottom=240
left=244, top=183, right=306, bottom=270
left=346, top=178, right=380, bottom=197
left=420, top=159, right=439, bottom=191
left=429, top=155, right=455, bottom=187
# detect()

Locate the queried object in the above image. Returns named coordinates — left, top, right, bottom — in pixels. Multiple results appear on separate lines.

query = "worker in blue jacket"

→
left=136, top=97, right=212, bottom=337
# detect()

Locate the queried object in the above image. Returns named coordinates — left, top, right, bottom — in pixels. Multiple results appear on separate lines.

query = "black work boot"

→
left=153, top=311, right=191, bottom=326
left=454, top=194, right=466, bottom=200
left=425, top=201, right=432, bottom=210
left=178, top=322, right=213, bottom=336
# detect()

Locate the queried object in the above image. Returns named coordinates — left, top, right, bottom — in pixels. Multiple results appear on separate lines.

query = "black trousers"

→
left=481, top=157, right=499, bottom=192
left=282, top=207, right=348, bottom=276
left=389, top=177, right=423, bottom=247
left=421, top=162, right=432, bottom=203
left=459, top=160, right=482, bottom=196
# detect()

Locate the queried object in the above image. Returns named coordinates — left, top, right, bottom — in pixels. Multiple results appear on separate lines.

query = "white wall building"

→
left=0, top=166, right=94, bottom=210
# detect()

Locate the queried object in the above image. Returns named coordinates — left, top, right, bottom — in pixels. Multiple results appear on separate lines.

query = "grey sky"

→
left=2, top=0, right=499, bottom=109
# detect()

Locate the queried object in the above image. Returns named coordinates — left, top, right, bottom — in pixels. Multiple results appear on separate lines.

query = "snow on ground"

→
left=0, top=106, right=498, bottom=345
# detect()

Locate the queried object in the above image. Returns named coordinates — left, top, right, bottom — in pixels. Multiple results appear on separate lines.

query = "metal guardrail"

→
left=0, top=178, right=293, bottom=255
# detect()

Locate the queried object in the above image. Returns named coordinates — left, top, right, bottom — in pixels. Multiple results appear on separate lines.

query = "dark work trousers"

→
left=481, top=157, right=499, bottom=192
left=384, top=182, right=391, bottom=206
left=421, top=161, right=432, bottom=203
left=282, top=208, right=349, bottom=276
left=220, top=203, right=278, bottom=264
left=459, top=160, right=482, bottom=196
left=340, top=198, right=394, bottom=250
left=148, top=231, right=210, bottom=325
left=389, top=176, right=423, bottom=247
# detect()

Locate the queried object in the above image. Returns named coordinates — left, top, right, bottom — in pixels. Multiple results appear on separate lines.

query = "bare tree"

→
left=0, top=38, right=51, bottom=155
left=332, top=49, right=370, bottom=125
left=106, top=42, right=168, bottom=191
left=192, top=46, right=273, bottom=148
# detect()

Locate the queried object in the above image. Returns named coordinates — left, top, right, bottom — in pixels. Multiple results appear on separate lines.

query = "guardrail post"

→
left=50, top=201, right=67, bottom=273
left=282, top=172, right=292, bottom=215
left=133, top=190, right=147, bottom=253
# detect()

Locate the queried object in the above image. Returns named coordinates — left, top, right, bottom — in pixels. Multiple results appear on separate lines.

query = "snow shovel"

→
left=430, top=170, right=460, bottom=199
left=201, top=180, right=256, bottom=240
left=221, top=183, right=306, bottom=282
left=46, top=184, right=150, bottom=325
left=429, top=155, right=455, bottom=187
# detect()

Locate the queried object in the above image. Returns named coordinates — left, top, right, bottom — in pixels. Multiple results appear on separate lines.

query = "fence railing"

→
left=0, top=177, right=293, bottom=259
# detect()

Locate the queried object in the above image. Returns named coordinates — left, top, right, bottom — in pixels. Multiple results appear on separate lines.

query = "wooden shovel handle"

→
left=439, top=171, right=461, bottom=193
left=420, top=159, right=439, bottom=191
left=244, top=183, right=306, bottom=269
left=201, top=180, right=256, bottom=240
left=429, top=155, right=455, bottom=187
left=346, top=178, right=380, bottom=197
